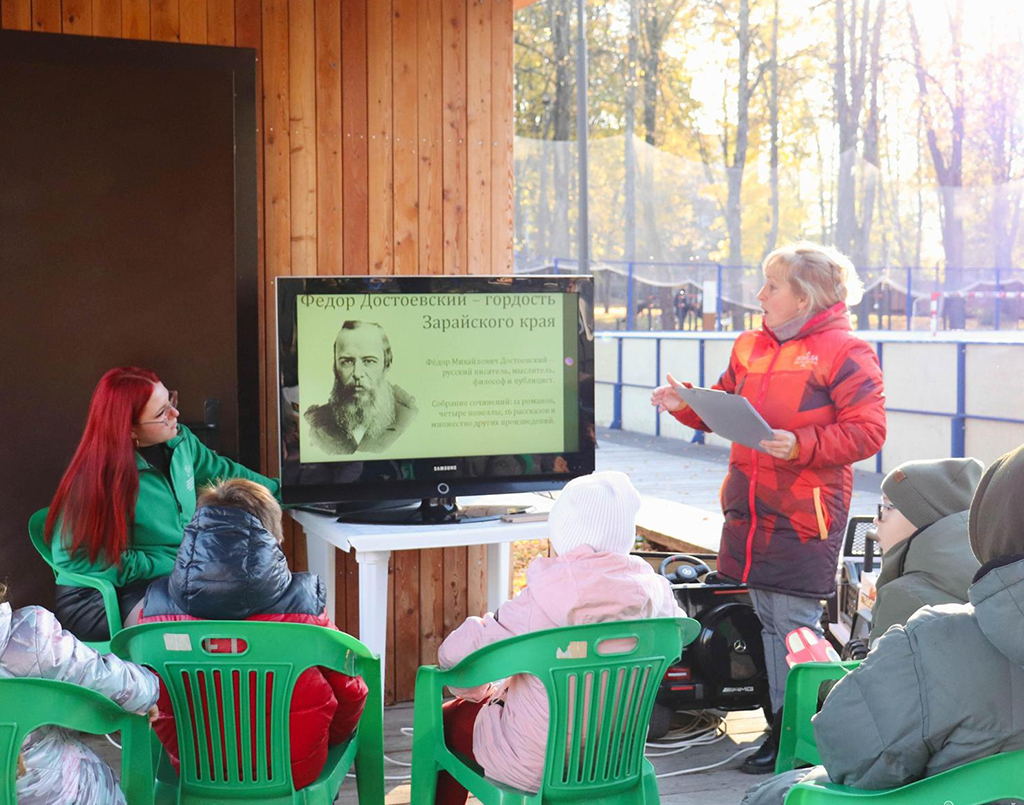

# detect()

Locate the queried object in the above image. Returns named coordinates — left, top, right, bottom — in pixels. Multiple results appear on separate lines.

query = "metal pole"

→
left=716, top=264, right=723, bottom=331
left=995, top=268, right=1002, bottom=330
left=626, top=262, right=635, bottom=331
left=575, top=0, right=590, bottom=277
left=905, top=267, right=913, bottom=330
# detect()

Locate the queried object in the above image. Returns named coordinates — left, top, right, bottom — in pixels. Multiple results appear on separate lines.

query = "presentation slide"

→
left=296, top=291, right=579, bottom=463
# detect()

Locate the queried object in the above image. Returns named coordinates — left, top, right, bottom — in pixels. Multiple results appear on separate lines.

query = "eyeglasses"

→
left=138, top=390, right=179, bottom=426
left=877, top=501, right=897, bottom=521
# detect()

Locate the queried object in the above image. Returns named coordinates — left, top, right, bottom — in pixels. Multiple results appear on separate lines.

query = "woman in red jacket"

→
left=139, top=479, right=368, bottom=791
left=651, top=242, right=886, bottom=773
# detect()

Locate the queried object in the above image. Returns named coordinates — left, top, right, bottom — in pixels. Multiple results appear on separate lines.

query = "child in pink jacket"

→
left=435, top=471, right=685, bottom=804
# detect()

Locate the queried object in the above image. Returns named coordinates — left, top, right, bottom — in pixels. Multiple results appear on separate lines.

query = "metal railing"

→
left=517, top=257, right=1024, bottom=333
left=596, top=330, right=1024, bottom=473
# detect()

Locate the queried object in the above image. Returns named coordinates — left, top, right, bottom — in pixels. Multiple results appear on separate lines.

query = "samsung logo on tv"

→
left=434, top=464, right=457, bottom=472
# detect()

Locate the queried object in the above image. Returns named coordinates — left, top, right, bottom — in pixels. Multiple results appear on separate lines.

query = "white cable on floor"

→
left=104, top=734, right=122, bottom=750
left=653, top=745, right=758, bottom=777
left=384, top=753, right=412, bottom=767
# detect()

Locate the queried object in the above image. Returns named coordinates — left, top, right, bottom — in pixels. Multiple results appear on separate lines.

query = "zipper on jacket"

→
left=742, top=343, right=783, bottom=582
left=141, top=461, right=183, bottom=515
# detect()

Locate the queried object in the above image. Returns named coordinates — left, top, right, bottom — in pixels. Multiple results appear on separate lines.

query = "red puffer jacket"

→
left=139, top=506, right=368, bottom=790
left=673, top=303, right=886, bottom=597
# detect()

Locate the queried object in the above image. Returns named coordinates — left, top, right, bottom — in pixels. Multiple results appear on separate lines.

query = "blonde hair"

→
left=763, top=242, right=864, bottom=311
left=197, top=479, right=283, bottom=543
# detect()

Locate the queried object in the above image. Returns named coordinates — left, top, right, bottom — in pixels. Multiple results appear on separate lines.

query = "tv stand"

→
left=326, top=497, right=525, bottom=525
left=289, top=492, right=555, bottom=682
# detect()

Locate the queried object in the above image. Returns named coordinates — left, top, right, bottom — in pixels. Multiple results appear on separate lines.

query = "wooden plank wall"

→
left=0, top=0, right=516, bottom=703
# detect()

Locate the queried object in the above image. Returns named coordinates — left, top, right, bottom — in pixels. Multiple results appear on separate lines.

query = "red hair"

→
left=45, top=367, right=160, bottom=568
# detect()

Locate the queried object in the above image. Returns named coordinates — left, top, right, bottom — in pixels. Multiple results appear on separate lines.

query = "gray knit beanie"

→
left=549, top=471, right=642, bottom=556
left=969, top=443, right=1024, bottom=565
left=881, top=457, right=983, bottom=529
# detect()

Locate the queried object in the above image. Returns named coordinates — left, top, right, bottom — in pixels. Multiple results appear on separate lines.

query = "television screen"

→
left=276, top=275, right=595, bottom=509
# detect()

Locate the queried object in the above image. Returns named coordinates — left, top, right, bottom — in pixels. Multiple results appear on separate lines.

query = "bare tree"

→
left=763, top=0, right=780, bottom=258
left=907, top=0, right=966, bottom=327
left=833, top=0, right=886, bottom=327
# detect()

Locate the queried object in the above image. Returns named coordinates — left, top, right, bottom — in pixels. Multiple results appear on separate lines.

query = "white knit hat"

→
left=548, top=471, right=642, bottom=556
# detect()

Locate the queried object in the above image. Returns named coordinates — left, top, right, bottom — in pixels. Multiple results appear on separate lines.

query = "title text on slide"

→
left=422, top=315, right=557, bottom=333
left=297, top=294, right=557, bottom=311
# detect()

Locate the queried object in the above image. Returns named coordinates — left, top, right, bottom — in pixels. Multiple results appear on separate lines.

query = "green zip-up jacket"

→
left=51, top=425, right=280, bottom=589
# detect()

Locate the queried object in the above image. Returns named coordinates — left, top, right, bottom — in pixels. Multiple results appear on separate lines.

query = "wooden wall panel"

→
left=32, top=0, right=61, bottom=31
left=466, top=0, right=490, bottom=274
left=1, top=0, right=32, bottom=30
left=62, top=0, right=92, bottom=34
left=366, top=0, right=393, bottom=274
left=93, top=0, right=121, bottom=37
left=315, top=0, right=341, bottom=272
left=442, top=0, right=468, bottom=275
left=178, top=0, right=204, bottom=43
left=1, top=0, right=516, bottom=703
left=121, top=0, right=148, bottom=39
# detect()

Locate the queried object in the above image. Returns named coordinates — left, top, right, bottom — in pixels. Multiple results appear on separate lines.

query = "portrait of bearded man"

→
left=304, top=320, right=418, bottom=454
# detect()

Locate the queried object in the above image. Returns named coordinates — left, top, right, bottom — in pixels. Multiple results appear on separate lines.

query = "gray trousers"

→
left=748, top=588, right=824, bottom=713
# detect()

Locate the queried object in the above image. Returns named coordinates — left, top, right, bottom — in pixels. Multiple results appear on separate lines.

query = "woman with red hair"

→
left=46, top=367, right=280, bottom=642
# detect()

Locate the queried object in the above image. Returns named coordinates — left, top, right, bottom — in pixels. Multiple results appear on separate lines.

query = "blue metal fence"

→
left=597, top=331, right=1024, bottom=472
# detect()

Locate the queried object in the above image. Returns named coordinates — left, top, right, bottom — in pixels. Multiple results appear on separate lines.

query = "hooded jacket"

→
left=50, top=424, right=280, bottom=589
left=673, top=303, right=886, bottom=598
left=869, top=510, right=979, bottom=643
left=740, top=442, right=1024, bottom=805
left=0, top=603, right=159, bottom=805
left=139, top=506, right=367, bottom=791
left=436, top=546, right=685, bottom=793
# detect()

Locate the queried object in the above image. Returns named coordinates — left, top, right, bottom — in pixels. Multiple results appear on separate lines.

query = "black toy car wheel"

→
left=648, top=701, right=673, bottom=741
left=841, top=638, right=869, bottom=660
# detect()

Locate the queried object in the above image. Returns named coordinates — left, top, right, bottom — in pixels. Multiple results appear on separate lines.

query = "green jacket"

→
left=868, top=510, right=978, bottom=643
left=51, top=425, right=280, bottom=589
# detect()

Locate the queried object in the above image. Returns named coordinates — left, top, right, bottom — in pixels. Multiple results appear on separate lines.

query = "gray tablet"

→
left=675, top=386, right=774, bottom=450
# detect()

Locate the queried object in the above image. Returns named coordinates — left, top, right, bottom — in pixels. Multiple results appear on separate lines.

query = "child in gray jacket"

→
left=1, top=583, right=159, bottom=805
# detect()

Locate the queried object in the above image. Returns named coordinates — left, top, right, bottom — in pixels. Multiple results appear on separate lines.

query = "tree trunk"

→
left=550, top=0, right=573, bottom=261
left=724, top=0, right=752, bottom=330
left=763, top=0, right=780, bottom=259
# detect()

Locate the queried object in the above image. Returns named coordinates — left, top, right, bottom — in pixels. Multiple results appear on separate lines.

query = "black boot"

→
left=741, top=708, right=782, bottom=775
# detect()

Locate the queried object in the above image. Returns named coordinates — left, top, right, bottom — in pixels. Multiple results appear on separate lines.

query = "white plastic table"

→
left=289, top=494, right=553, bottom=673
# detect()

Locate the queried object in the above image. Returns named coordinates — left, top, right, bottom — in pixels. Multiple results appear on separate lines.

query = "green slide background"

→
left=297, top=292, right=578, bottom=463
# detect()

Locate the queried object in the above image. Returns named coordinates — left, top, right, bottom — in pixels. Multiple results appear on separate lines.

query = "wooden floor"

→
left=82, top=429, right=884, bottom=803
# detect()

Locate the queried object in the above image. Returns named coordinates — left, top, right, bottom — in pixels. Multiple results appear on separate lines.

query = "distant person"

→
left=0, top=583, right=159, bottom=805
left=432, top=471, right=685, bottom=804
left=867, top=457, right=982, bottom=646
left=741, top=443, right=1024, bottom=805
left=139, top=479, right=368, bottom=791
left=45, top=366, right=280, bottom=643
left=304, top=320, right=417, bottom=454
left=650, top=242, right=886, bottom=773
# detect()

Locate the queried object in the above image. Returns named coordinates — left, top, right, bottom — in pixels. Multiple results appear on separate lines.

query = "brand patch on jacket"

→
left=794, top=351, right=819, bottom=368
left=186, top=475, right=195, bottom=491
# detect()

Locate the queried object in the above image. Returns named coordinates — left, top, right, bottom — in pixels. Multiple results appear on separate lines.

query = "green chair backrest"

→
left=776, top=661, right=862, bottom=774
left=28, top=507, right=123, bottom=645
left=0, top=676, right=154, bottom=805
left=435, top=617, right=698, bottom=797
left=112, top=620, right=381, bottom=801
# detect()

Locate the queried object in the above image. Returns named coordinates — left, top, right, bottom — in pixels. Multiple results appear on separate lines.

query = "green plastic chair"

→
left=28, top=507, right=123, bottom=654
left=784, top=749, right=1024, bottom=805
left=112, top=620, right=385, bottom=805
left=776, top=661, right=1024, bottom=804
left=410, top=616, right=700, bottom=805
left=775, top=661, right=861, bottom=774
left=0, top=676, right=155, bottom=805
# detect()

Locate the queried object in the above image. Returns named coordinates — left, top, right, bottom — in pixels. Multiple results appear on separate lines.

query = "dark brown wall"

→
left=0, top=32, right=258, bottom=611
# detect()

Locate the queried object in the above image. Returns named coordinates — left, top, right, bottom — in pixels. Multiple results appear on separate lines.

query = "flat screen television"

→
left=276, top=274, right=595, bottom=521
